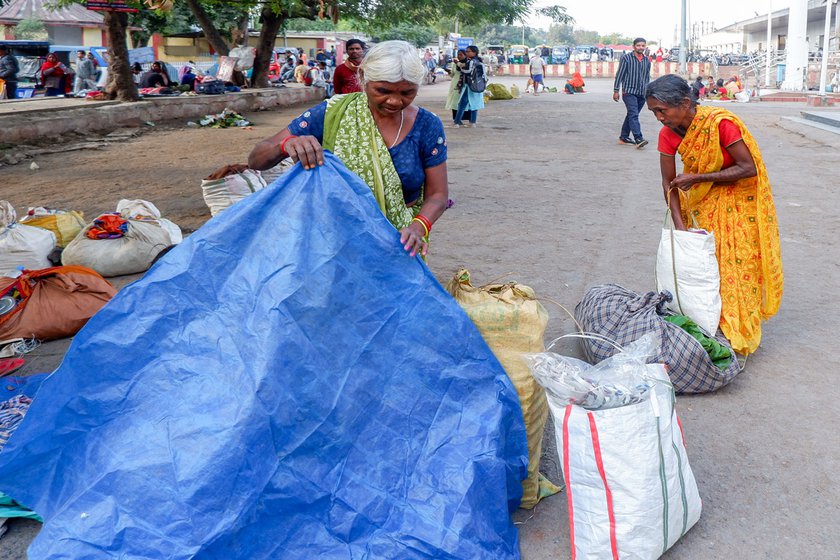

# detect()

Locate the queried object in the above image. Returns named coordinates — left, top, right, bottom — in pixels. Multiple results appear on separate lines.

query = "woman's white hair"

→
left=360, top=40, right=427, bottom=86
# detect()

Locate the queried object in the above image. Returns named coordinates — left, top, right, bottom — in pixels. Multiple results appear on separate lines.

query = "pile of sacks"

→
left=1, top=199, right=181, bottom=279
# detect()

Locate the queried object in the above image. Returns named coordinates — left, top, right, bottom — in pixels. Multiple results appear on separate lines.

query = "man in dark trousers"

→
left=0, top=45, right=19, bottom=100
left=613, top=37, right=652, bottom=148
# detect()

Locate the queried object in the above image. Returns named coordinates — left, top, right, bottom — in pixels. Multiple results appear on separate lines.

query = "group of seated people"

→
left=281, top=58, right=333, bottom=96
left=692, top=75, right=744, bottom=100
left=132, top=60, right=247, bottom=94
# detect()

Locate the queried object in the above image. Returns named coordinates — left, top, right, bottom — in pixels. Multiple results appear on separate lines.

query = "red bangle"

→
left=415, top=214, right=432, bottom=234
left=280, top=135, right=297, bottom=155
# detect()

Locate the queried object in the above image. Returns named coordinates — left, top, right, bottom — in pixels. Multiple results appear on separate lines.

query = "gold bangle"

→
left=411, top=217, right=429, bottom=237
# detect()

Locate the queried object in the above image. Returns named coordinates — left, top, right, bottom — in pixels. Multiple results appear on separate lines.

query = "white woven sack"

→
left=116, top=199, right=183, bottom=245
left=61, top=219, right=171, bottom=277
left=0, top=201, right=56, bottom=276
left=655, top=220, right=721, bottom=335
left=201, top=170, right=267, bottom=216
left=551, top=364, right=702, bottom=560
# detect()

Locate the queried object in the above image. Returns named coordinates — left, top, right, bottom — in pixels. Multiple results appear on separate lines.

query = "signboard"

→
left=456, top=37, right=474, bottom=50
left=85, top=1, right=139, bottom=13
left=216, top=56, right=238, bottom=83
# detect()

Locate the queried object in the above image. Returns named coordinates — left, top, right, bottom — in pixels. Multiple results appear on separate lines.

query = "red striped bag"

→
left=552, top=363, right=702, bottom=559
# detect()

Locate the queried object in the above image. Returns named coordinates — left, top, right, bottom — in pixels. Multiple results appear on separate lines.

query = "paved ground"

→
left=1, top=76, right=839, bottom=559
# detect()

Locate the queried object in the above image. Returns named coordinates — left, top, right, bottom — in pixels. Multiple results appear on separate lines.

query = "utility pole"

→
left=679, top=0, right=687, bottom=72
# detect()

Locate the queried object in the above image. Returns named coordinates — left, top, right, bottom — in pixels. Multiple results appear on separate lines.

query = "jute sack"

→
left=445, top=268, right=561, bottom=509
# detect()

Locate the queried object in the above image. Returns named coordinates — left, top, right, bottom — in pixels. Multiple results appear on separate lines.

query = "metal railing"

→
left=742, top=49, right=840, bottom=89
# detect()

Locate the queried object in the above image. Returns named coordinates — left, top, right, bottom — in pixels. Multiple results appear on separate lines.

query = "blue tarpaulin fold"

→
left=0, top=154, right=528, bottom=559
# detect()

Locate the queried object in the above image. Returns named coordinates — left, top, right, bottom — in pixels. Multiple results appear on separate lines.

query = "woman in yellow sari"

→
left=646, top=74, right=783, bottom=355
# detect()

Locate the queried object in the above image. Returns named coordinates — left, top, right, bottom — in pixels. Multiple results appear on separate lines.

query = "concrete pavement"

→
left=1, top=76, right=839, bottom=559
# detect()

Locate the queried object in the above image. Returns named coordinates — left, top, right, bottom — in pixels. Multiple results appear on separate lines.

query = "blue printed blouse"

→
left=288, top=101, right=448, bottom=204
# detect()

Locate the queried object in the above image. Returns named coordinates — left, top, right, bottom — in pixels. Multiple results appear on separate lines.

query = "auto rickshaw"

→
left=572, top=45, right=597, bottom=62
left=598, top=47, right=614, bottom=61
left=551, top=45, right=570, bottom=64
left=509, top=44, right=527, bottom=64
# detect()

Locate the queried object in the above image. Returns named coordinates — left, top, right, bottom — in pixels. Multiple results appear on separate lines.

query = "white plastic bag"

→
left=656, top=212, right=721, bottom=335
left=201, top=169, right=267, bottom=216
left=529, top=335, right=702, bottom=560
left=229, top=46, right=256, bottom=71
left=0, top=201, right=56, bottom=276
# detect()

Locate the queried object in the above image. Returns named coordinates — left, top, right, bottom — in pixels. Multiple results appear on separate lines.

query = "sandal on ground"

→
left=0, top=358, right=25, bottom=378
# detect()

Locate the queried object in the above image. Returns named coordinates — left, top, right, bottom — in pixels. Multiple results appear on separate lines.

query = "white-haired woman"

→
left=249, top=40, right=449, bottom=258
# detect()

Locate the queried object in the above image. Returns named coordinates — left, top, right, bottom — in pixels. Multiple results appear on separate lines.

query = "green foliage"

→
left=536, top=5, right=573, bottom=25
left=373, top=23, right=437, bottom=48
left=463, top=23, right=547, bottom=47
left=545, top=24, right=574, bottom=45
left=283, top=17, right=337, bottom=32
left=358, top=0, right=531, bottom=28
left=572, top=29, right=599, bottom=45
left=14, top=16, right=47, bottom=40
left=599, top=33, right=636, bottom=45
left=129, top=2, right=248, bottom=47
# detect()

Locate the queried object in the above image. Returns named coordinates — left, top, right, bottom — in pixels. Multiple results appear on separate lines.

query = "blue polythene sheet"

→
left=0, top=154, right=529, bottom=559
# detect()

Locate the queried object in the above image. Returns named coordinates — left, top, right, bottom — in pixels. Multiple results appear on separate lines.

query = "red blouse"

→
left=658, top=119, right=742, bottom=169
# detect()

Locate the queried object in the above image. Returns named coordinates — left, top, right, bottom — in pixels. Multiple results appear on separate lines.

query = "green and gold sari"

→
left=322, top=93, right=423, bottom=231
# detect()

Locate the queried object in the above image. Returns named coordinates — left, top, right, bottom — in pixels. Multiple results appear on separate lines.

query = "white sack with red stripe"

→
left=531, top=340, right=702, bottom=559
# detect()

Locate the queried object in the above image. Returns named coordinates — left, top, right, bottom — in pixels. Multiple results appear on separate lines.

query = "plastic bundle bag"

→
left=527, top=333, right=702, bottom=560
left=526, top=334, right=658, bottom=410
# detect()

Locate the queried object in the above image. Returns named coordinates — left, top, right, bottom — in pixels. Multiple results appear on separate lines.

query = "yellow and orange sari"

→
left=677, top=105, right=784, bottom=355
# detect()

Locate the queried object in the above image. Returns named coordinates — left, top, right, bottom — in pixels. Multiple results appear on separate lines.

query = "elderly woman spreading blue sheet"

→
left=249, top=40, right=449, bottom=259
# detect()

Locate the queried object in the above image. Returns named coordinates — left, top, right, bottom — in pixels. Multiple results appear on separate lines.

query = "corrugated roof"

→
left=0, top=0, right=105, bottom=27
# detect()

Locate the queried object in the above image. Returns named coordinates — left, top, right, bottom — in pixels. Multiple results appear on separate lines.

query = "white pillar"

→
left=781, top=0, right=809, bottom=90
left=765, top=0, right=773, bottom=87
left=818, top=0, right=834, bottom=95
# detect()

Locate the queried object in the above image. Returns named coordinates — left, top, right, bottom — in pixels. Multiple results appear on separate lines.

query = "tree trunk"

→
left=184, top=0, right=230, bottom=56
left=231, top=11, right=249, bottom=46
left=104, top=11, right=138, bottom=102
left=251, top=6, right=285, bottom=88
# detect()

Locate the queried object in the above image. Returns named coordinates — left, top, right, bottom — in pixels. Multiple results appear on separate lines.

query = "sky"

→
left=525, top=0, right=792, bottom=46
